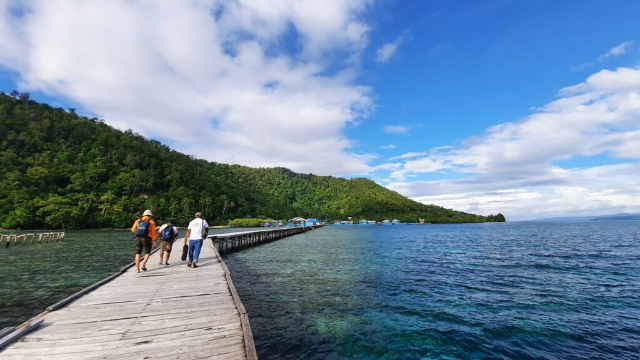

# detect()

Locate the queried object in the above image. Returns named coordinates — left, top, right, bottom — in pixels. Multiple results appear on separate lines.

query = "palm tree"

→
left=201, top=196, right=212, bottom=218
left=110, top=204, right=123, bottom=225
left=182, top=198, right=192, bottom=213
left=169, top=202, right=179, bottom=220
left=98, top=191, right=117, bottom=227
left=220, top=195, right=229, bottom=217
left=75, top=192, right=98, bottom=216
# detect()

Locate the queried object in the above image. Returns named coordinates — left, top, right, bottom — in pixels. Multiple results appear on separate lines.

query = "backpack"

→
left=161, top=225, right=174, bottom=242
left=134, top=219, right=150, bottom=237
left=200, top=219, right=208, bottom=239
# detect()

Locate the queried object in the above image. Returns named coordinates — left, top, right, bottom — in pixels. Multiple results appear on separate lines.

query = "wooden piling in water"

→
left=0, top=232, right=65, bottom=247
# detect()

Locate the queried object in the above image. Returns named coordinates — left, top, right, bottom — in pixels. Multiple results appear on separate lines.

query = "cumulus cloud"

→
left=383, top=125, right=409, bottom=134
left=385, top=67, right=640, bottom=220
left=0, top=0, right=376, bottom=176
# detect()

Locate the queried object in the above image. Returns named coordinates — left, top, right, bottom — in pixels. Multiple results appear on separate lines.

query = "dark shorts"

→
left=160, top=241, right=173, bottom=253
left=135, top=236, right=152, bottom=255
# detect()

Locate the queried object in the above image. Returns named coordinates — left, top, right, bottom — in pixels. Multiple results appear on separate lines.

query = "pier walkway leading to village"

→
left=0, top=226, right=322, bottom=359
left=213, top=225, right=323, bottom=254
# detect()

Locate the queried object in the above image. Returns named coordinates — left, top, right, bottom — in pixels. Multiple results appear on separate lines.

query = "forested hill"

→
left=0, top=93, right=505, bottom=229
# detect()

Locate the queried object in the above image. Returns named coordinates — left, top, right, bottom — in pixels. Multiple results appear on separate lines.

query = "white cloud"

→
left=376, top=42, right=398, bottom=63
left=389, top=151, right=425, bottom=160
left=560, top=67, right=640, bottom=95
left=380, top=143, right=396, bottom=149
left=572, top=40, right=634, bottom=71
left=375, top=162, right=402, bottom=171
left=0, top=0, right=376, bottom=176
left=385, top=67, right=640, bottom=220
left=598, top=40, right=634, bottom=61
left=0, top=0, right=26, bottom=69
left=376, top=33, right=406, bottom=63
left=383, top=125, right=409, bottom=134
left=390, top=164, right=640, bottom=221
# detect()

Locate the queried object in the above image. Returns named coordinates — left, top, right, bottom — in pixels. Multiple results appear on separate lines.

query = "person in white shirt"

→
left=183, top=212, right=209, bottom=268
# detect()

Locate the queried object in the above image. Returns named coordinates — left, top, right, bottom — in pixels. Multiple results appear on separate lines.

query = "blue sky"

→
left=1, top=0, right=639, bottom=220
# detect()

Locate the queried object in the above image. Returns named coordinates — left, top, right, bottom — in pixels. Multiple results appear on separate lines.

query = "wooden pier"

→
left=0, top=226, right=322, bottom=359
left=213, top=225, right=322, bottom=254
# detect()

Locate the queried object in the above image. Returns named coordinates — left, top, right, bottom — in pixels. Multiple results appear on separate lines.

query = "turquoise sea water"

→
left=222, top=221, right=640, bottom=359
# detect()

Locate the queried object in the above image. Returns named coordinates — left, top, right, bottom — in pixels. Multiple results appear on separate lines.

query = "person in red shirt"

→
left=131, top=209, right=157, bottom=273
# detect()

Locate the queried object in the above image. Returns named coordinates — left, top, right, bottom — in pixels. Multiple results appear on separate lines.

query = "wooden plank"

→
left=75, top=292, right=235, bottom=307
left=12, top=326, right=242, bottom=351
left=41, top=303, right=239, bottom=324
left=2, top=333, right=245, bottom=357
left=19, top=320, right=242, bottom=344
left=19, top=316, right=242, bottom=343
left=56, top=304, right=237, bottom=320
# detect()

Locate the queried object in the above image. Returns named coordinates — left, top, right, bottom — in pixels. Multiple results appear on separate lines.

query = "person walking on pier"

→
left=131, top=209, right=157, bottom=273
left=183, top=212, right=209, bottom=268
left=158, top=219, right=179, bottom=266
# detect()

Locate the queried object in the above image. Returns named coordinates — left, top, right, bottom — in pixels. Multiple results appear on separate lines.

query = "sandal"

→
left=142, top=267, right=147, bottom=271
left=187, top=262, right=192, bottom=267
left=191, top=263, right=198, bottom=268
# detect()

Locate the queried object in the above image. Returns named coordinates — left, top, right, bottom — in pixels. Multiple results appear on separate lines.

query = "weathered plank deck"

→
left=0, top=239, right=254, bottom=360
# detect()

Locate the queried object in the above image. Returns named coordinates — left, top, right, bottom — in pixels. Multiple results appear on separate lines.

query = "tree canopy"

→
left=0, top=92, right=505, bottom=229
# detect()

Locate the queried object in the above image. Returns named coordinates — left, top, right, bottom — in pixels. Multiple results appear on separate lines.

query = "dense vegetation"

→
left=0, top=93, right=505, bottom=229
left=228, top=218, right=271, bottom=227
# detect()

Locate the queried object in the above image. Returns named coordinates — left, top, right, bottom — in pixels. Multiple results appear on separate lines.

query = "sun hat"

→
left=142, top=209, right=153, bottom=216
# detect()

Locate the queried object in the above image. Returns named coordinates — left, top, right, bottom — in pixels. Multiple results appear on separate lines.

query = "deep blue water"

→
left=223, top=221, right=640, bottom=359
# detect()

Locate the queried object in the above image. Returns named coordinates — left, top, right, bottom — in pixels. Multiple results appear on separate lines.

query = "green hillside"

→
left=0, top=92, right=505, bottom=229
